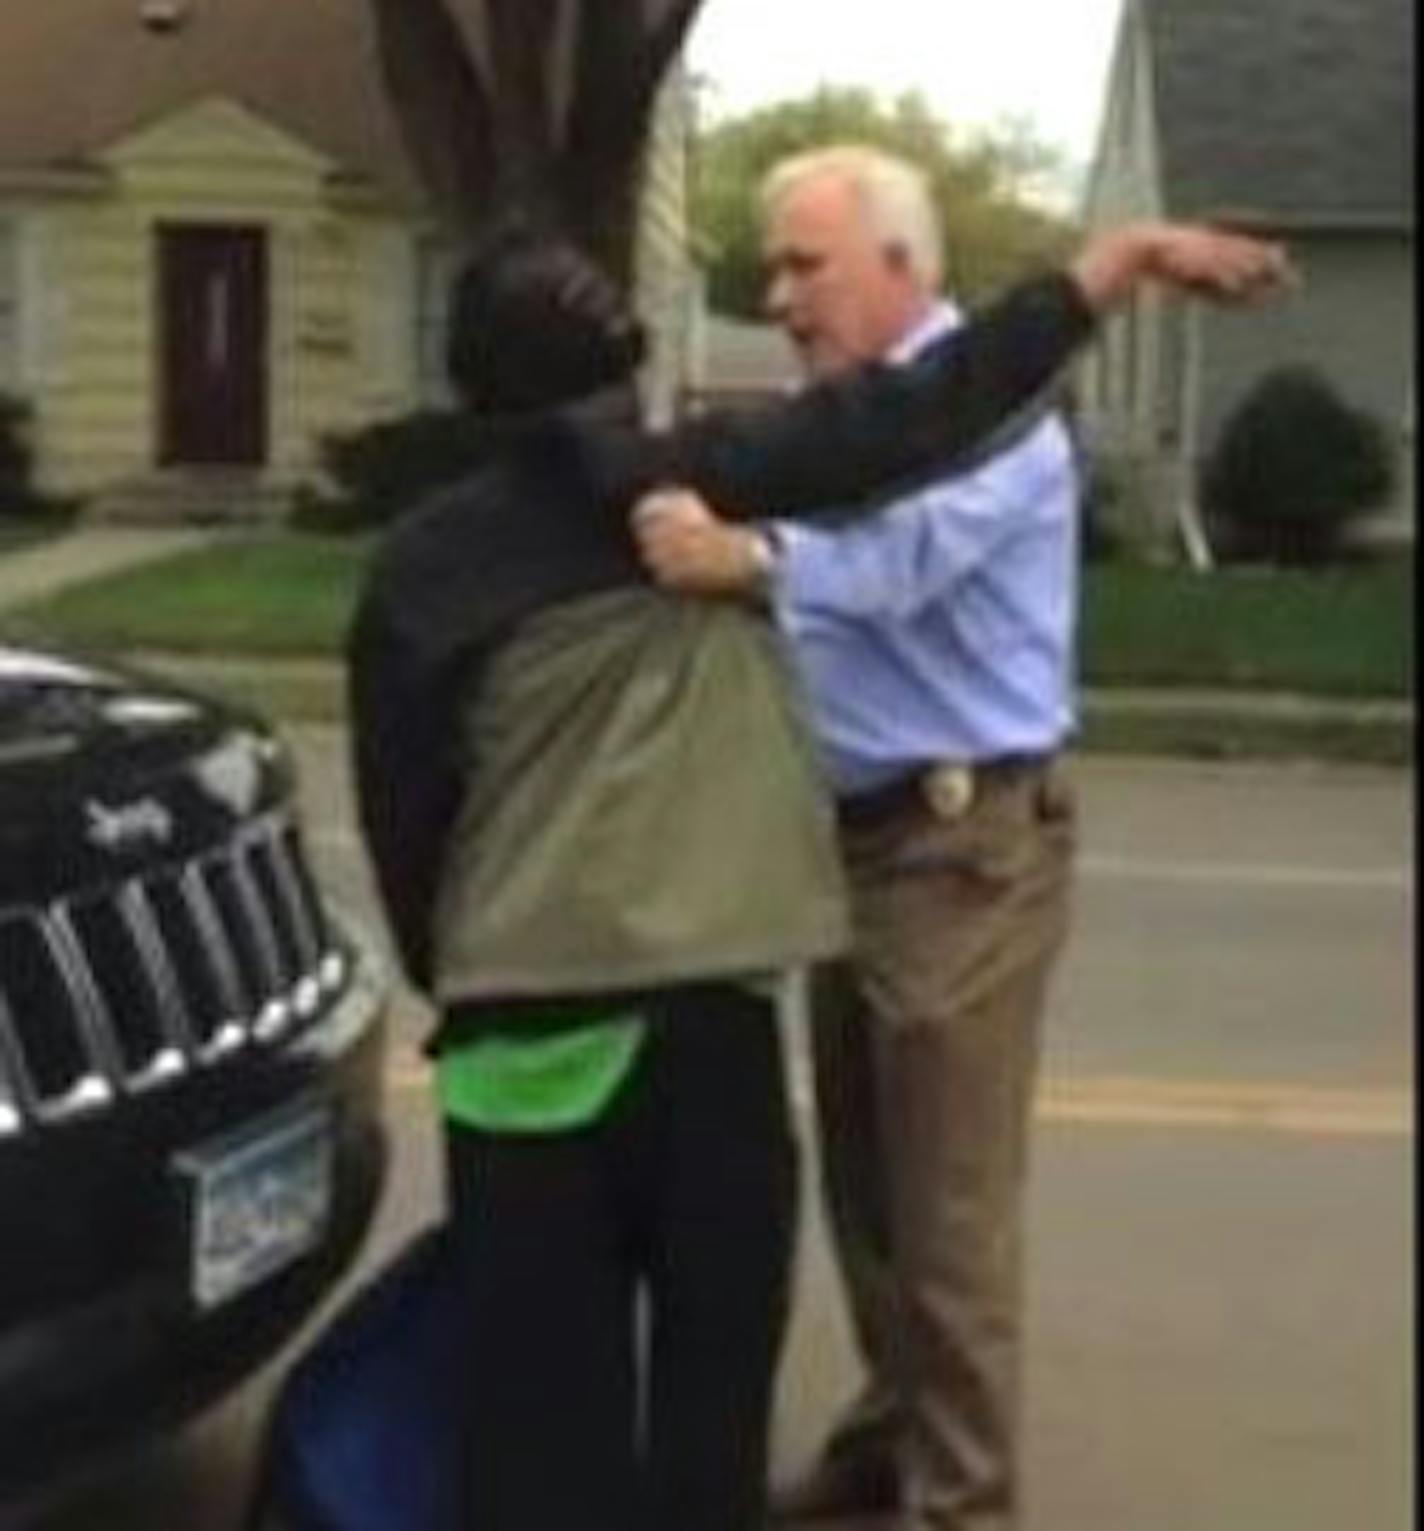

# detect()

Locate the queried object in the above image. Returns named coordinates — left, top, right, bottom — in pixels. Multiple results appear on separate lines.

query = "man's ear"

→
left=884, top=241, right=914, bottom=276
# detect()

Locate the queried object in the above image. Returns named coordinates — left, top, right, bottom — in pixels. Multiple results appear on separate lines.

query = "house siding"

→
left=634, top=63, right=696, bottom=426
left=1079, top=0, right=1188, bottom=543
left=29, top=97, right=417, bottom=498
left=1197, top=233, right=1414, bottom=438
left=8, top=70, right=696, bottom=510
left=1081, top=0, right=1416, bottom=550
left=1080, top=0, right=1166, bottom=459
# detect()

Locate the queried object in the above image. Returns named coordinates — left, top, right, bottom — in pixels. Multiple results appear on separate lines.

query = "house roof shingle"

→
left=0, top=0, right=440, bottom=205
left=1146, top=0, right=1415, bottom=227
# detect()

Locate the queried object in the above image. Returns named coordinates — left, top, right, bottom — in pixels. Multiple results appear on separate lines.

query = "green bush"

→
left=1, top=393, right=43, bottom=517
left=293, top=409, right=497, bottom=532
left=1078, top=449, right=1135, bottom=563
left=1202, top=365, right=1397, bottom=565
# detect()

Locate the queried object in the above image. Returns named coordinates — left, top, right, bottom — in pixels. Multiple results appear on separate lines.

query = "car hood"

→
left=0, top=644, right=292, bottom=905
left=0, top=644, right=236, bottom=762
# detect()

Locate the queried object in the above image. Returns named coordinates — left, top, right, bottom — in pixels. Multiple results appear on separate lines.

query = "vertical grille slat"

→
left=0, top=995, right=30, bottom=1135
left=203, top=853, right=281, bottom=1012
left=67, top=891, right=177, bottom=1083
left=0, top=912, right=114, bottom=1121
left=275, top=826, right=329, bottom=966
left=146, top=870, right=243, bottom=1053
left=0, top=814, right=346, bottom=1131
left=0, top=914, right=96, bottom=1102
left=248, top=834, right=313, bottom=986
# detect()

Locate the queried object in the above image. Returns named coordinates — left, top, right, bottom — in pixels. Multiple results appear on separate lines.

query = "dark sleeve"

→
left=345, top=592, right=465, bottom=996
left=588, top=271, right=1098, bottom=521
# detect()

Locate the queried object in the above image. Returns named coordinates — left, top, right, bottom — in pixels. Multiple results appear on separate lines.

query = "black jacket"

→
left=348, top=272, right=1096, bottom=994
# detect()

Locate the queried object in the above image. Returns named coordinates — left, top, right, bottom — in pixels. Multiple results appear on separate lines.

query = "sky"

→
left=686, top=0, right=1125, bottom=192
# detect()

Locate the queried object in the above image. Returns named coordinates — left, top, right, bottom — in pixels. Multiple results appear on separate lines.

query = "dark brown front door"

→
left=158, top=225, right=269, bottom=467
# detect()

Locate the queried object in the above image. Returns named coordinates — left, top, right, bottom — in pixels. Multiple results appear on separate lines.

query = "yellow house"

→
left=0, top=0, right=694, bottom=520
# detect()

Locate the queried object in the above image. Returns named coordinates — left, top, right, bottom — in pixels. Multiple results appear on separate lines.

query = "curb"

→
left=124, top=652, right=1414, bottom=768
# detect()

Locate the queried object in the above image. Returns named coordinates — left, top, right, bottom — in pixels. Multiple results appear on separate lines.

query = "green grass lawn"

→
left=2, top=534, right=370, bottom=657
left=3, top=534, right=1414, bottom=698
left=1079, top=559, right=1413, bottom=696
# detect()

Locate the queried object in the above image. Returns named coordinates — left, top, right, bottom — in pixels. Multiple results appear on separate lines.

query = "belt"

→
left=835, top=753, right=1054, bottom=831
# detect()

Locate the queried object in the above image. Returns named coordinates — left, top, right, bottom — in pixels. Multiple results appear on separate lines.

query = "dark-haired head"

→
left=445, top=222, right=648, bottom=415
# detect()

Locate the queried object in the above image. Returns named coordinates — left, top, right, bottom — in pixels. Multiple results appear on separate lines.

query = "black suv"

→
left=0, top=642, right=389, bottom=1513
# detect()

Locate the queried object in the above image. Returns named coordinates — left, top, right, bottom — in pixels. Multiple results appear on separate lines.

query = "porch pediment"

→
left=100, top=95, right=337, bottom=179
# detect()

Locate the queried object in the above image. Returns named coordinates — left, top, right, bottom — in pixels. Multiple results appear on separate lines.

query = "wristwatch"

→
left=746, top=527, right=780, bottom=602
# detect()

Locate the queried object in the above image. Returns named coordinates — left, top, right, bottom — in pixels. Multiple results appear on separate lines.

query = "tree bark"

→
left=560, top=0, right=704, bottom=280
left=366, top=0, right=706, bottom=281
left=367, top=0, right=495, bottom=242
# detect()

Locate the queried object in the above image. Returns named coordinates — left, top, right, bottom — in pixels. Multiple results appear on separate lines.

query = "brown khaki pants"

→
left=811, top=761, right=1076, bottom=1531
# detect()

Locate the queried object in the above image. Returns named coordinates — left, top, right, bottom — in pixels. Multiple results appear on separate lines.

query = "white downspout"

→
left=1176, top=301, right=1215, bottom=571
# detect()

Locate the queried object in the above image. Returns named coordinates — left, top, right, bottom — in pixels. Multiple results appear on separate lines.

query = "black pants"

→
left=443, top=983, right=797, bottom=1531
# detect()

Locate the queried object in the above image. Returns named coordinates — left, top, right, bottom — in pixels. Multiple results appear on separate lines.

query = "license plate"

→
left=176, top=1102, right=334, bottom=1310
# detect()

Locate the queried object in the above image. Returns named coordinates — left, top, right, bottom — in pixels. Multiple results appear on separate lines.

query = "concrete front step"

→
left=87, top=471, right=295, bottom=526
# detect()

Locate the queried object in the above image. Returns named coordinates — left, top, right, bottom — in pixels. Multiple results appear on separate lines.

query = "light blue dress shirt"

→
left=771, top=302, right=1081, bottom=796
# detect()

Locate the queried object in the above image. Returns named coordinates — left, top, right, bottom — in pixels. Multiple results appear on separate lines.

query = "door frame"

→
left=156, top=222, right=270, bottom=469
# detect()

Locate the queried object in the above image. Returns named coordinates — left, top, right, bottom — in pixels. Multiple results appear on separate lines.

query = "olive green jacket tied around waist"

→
left=432, top=587, right=848, bottom=1005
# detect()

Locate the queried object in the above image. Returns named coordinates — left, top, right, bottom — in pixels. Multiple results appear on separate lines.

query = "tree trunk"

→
left=366, top=0, right=704, bottom=284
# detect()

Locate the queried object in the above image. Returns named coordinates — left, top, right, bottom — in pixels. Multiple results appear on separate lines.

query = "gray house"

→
left=1080, top=0, right=1415, bottom=558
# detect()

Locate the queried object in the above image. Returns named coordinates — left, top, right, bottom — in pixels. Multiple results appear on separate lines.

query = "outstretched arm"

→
left=606, top=221, right=1292, bottom=534
left=1068, top=219, right=1292, bottom=309
left=628, top=222, right=1293, bottom=589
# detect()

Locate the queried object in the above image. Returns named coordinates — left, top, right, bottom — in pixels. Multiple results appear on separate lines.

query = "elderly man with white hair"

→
left=638, top=143, right=1091, bottom=1531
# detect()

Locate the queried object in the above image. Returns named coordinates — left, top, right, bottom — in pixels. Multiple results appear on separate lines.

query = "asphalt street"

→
left=30, top=737, right=1414, bottom=1531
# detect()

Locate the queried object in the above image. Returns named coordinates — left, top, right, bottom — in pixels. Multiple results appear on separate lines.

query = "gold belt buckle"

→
left=922, top=762, right=975, bottom=822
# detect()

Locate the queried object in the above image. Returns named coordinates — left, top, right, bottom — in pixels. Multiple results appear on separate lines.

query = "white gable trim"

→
left=100, top=95, right=336, bottom=178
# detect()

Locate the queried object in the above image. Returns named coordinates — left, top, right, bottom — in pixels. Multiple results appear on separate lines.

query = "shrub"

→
left=0, top=393, right=74, bottom=524
left=292, top=409, right=497, bottom=533
left=0, top=392, right=41, bottom=517
left=1202, top=366, right=1398, bottom=566
left=1078, top=448, right=1140, bottom=563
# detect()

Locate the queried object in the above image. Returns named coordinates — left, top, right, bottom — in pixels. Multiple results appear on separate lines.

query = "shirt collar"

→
left=888, top=299, right=964, bottom=365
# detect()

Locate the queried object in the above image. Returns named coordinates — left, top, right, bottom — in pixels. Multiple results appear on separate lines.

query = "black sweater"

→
left=348, top=272, right=1096, bottom=992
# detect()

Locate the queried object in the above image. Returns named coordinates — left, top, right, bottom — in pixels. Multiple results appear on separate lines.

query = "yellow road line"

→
left=386, top=1054, right=1411, bottom=1138
left=1035, top=1077, right=1410, bottom=1136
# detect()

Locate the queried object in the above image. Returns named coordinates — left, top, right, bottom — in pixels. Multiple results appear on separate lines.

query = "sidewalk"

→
left=115, top=650, right=1412, bottom=768
left=1083, top=685, right=1412, bottom=724
left=0, top=527, right=228, bottom=614
left=129, top=651, right=1415, bottom=723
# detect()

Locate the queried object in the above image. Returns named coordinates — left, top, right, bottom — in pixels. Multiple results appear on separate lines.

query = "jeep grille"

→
left=0, top=817, right=348, bottom=1135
